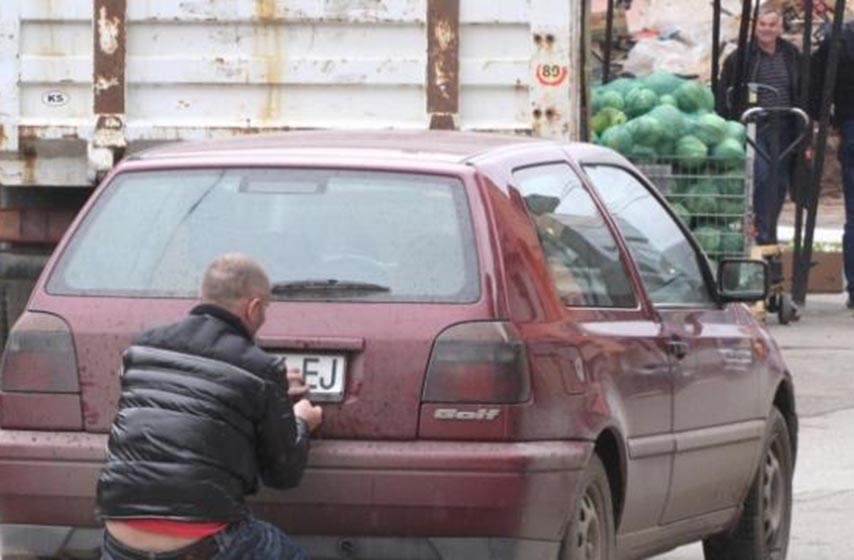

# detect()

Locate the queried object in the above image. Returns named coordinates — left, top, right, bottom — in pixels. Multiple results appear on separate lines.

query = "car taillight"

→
left=0, top=311, right=82, bottom=429
left=422, top=321, right=531, bottom=404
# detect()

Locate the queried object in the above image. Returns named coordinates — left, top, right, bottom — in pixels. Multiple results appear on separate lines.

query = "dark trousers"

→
left=839, top=120, right=854, bottom=299
left=753, top=121, right=796, bottom=245
left=101, top=518, right=308, bottom=560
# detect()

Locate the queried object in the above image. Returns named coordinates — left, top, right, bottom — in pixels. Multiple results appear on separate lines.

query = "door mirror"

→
left=717, top=259, right=769, bottom=303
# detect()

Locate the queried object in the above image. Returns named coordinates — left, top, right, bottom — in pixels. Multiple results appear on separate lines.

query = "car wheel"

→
left=560, top=455, right=616, bottom=560
left=703, top=408, right=793, bottom=560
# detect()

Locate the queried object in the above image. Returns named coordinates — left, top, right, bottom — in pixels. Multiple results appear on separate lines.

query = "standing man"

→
left=96, top=253, right=323, bottom=559
left=717, top=2, right=802, bottom=245
left=811, top=21, right=854, bottom=309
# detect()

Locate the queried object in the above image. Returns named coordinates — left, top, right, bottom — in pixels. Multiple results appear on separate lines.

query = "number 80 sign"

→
left=535, top=64, right=569, bottom=87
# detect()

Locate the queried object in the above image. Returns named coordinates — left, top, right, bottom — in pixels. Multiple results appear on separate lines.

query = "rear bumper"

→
left=0, top=430, right=592, bottom=545
left=0, top=526, right=561, bottom=560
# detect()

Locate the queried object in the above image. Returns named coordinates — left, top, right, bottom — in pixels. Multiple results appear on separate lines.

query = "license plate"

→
left=277, top=353, right=346, bottom=403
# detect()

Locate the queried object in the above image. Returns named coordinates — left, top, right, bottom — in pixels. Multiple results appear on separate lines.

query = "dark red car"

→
left=0, top=132, right=796, bottom=560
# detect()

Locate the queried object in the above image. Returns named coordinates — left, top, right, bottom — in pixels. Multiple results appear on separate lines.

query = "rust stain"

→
left=254, top=0, right=277, bottom=23
left=94, top=75, right=120, bottom=92
left=22, top=148, right=37, bottom=186
left=531, top=106, right=545, bottom=138
left=97, top=6, right=120, bottom=55
left=93, top=0, right=127, bottom=115
left=253, top=2, right=282, bottom=125
left=0, top=125, right=6, bottom=150
left=426, top=0, right=459, bottom=129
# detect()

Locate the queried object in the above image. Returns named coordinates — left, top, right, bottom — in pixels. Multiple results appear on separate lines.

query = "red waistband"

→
left=122, top=519, right=228, bottom=539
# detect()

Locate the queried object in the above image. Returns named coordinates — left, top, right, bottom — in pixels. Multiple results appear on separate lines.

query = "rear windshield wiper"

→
left=271, top=279, right=391, bottom=296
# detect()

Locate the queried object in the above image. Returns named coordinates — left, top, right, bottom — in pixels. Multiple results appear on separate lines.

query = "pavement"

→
left=656, top=292, right=854, bottom=559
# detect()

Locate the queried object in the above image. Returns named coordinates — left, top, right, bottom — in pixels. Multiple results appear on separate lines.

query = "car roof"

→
left=129, top=130, right=555, bottom=165
left=563, top=142, right=633, bottom=167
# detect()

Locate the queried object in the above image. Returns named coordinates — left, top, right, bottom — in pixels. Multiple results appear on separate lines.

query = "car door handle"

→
left=667, top=339, right=689, bottom=360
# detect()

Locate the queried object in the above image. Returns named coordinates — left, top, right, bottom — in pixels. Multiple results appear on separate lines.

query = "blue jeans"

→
left=753, top=121, right=796, bottom=245
left=839, top=120, right=854, bottom=299
left=101, top=518, right=308, bottom=560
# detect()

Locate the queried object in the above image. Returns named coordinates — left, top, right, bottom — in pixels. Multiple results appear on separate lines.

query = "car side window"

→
left=513, top=163, right=637, bottom=308
left=582, top=164, right=713, bottom=306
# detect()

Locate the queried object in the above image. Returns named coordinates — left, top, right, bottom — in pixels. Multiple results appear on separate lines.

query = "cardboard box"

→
left=781, top=249, right=844, bottom=294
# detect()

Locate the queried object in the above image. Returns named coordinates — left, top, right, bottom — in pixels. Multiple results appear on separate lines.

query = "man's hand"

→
left=294, top=399, right=323, bottom=433
left=285, top=367, right=309, bottom=401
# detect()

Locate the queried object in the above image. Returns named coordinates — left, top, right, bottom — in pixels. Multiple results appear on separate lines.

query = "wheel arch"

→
left=593, top=427, right=627, bottom=530
left=773, top=375, right=798, bottom=462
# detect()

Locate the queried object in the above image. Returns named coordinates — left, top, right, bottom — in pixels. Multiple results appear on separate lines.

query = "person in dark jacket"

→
left=811, top=21, right=854, bottom=308
left=716, top=2, right=802, bottom=245
left=96, top=253, right=323, bottom=559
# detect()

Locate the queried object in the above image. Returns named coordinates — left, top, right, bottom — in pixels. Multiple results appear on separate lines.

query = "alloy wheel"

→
left=574, top=488, right=604, bottom=560
left=762, top=432, right=786, bottom=553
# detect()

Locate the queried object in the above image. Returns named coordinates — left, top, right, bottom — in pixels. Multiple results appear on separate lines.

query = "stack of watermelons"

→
left=591, top=71, right=748, bottom=259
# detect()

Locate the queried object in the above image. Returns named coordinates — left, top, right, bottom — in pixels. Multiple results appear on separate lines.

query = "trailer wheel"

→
left=778, top=293, right=798, bottom=325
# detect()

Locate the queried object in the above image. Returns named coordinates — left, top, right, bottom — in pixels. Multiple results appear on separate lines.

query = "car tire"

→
left=702, top=408, right=793, bottom=560
left=560, top=454, right=616, bottom=560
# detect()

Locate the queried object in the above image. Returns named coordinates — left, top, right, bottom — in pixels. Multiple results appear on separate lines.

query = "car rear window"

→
left=47, top=168, right=480, bottom=303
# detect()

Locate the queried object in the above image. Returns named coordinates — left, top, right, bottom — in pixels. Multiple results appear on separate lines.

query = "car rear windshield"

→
left=47, top=168, right=480, bottom=303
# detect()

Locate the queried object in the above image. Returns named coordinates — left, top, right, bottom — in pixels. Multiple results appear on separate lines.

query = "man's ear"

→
left=246, top=297, right=262, bottom=318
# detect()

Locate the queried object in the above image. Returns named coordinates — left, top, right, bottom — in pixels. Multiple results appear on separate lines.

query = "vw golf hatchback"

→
left=0, top=131, right=796, bottom=560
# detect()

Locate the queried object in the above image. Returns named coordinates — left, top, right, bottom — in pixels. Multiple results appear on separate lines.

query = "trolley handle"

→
left=740, top=106, right=811, bottom=164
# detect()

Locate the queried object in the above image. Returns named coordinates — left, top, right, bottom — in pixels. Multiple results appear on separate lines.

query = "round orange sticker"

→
left=536, top=64, right=569, bottom=87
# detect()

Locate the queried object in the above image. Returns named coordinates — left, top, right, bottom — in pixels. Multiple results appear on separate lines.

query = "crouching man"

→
left=96, top=253, right=323, bottom=559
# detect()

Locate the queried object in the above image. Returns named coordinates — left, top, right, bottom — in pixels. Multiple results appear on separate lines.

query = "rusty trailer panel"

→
left=0, top=0, right=587, bottom=187
left=427, top=0, right=460, bottom=130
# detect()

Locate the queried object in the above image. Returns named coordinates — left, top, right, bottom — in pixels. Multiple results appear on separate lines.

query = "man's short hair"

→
left=758, top=1, right=782, bottom=17
left=201, top=254, right=270, bottom=305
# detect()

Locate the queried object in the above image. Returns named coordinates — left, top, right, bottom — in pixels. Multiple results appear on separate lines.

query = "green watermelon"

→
left=719, top=232, right=745, bottom=254
left=648, top=105, right=688, bottom=141
left=659, top=94, right=678, bottom=107
left=719, top=176, right=745, bottom=196
left=718, top=197, right=745, bottom=217
left=628, top=115, right=664, bottom=146
left=592, top=107, right=628, bottom=135
left=625, top=87, right=659, bottom=118
left=692, top=113, right=729, bottom=146
left=600, top=124, right=633, bottom=154
left=642, top=71, right=685, bottom=96
left=712, top=137, right=747, bottom=169
left=675, top=135, right=709, bottom=170
left=674, top=80, right=708, bottom=113
left=603, top=77, right=637, bottom=96
left=693, top=225, right=722, bottom=254
left=683, top=180, right=720, bottom=216
left=628, top=144, right=658, bottom=163
left=699, top=84, right=716, bottom=112
left=671, top=202, right=692, bottom=225
left=599, top=90, right=625, bottom=111
left=656, top=139, right=676, bottom=157
left=725, top=121, right=747, bottom=144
